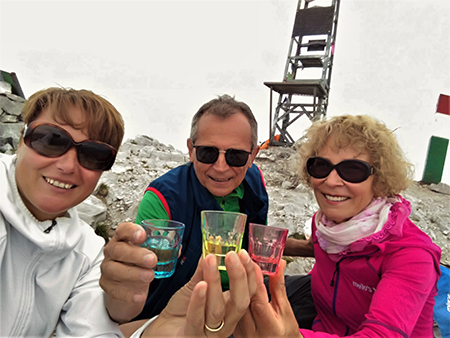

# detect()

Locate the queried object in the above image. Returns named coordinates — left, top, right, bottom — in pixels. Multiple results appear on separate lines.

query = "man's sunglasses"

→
left=23, top=122, right=117, bottom=171
left=193, top=145, right=251, bottom=167
left=306, top=156, right=374, bottom=183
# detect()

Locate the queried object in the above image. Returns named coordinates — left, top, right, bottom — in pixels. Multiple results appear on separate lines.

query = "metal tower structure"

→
left=264, top=0, right=340, bottom=146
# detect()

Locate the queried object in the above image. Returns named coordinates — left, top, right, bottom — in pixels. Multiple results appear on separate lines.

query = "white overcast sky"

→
left=1, top=0, right=449, bottom=184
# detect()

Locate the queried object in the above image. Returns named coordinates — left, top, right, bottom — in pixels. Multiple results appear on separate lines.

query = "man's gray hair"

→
left=189, top=94, right=258, bottom=148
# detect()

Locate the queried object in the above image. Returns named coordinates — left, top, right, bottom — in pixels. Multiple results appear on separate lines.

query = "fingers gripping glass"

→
left=23, top=122, right=117, bottom=171
left=307, top=156, right=374, bottom=183
left=193, top=145, right=251, bottom=167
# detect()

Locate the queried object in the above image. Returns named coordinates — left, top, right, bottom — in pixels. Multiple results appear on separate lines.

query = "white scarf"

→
left=315, top=196, right=400, bottom=254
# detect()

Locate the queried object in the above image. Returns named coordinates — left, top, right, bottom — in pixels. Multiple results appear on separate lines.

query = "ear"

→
left=247, top=145, right=260, bottom=168
left=187, top=138, right=195, bottom=162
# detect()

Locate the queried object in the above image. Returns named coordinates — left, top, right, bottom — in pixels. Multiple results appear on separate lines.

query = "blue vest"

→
left=134, top=162, right=269, bottom=320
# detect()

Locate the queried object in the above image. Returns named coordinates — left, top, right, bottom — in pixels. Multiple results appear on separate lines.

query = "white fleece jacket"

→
left=0, top=154, right=123, bottom=337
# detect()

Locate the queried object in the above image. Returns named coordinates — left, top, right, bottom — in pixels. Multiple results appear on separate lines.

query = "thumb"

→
left=114, top=222, right=146, bottom=245
left=182, top=256, right=205, bottom=293
left=268, top=260, right=290, bottom=309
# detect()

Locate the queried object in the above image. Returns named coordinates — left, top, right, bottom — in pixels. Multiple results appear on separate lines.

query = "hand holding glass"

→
left=141, top=219, right=185, bottom=278
left=201, top=210, right=247, bottom=270
left=248, top=223, right=288, bottom=275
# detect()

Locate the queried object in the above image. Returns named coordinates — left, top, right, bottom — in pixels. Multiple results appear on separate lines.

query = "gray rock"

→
left=0, top=93, right=25, bottom=153
left=76, top=195, right=107, bottom=226
left=0, top=95, right=25, bottom=116
left=0, top=142, right=14, bottom=154
left=5, top=92, right=26, bottom=103
left=133, top=135, right=159, bottom=147
left=429, top=182, right=450, bottom=195
left=0, top=81, right=11, bottom=94
left=0, top=114, right=20, bottom=123
left=0, top=122, right=24, bottom=150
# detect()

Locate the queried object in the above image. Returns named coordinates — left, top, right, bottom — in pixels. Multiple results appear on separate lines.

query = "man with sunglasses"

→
left=100, top=94, right=269, bottom=324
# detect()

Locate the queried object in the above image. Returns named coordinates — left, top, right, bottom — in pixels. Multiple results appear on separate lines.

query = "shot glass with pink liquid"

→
left=248, top=223, right=288, bottom=275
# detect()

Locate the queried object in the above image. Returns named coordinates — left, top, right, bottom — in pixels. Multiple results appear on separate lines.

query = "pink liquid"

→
left=249, top=253, right=281, bottom=275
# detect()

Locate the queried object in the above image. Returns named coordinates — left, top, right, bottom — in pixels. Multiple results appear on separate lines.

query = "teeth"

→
left=325, top=194, right=348, bottom=202
left=213, top=178, right=229, bottom=182
left=45, top=177, right=73, bottom=189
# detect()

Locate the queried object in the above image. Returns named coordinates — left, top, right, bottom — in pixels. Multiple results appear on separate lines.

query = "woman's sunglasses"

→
left=23, top=122, right=117, bottom=171
left=193, top=145, right=251, bottom=167
left=307, top=156, right=374, bottom=183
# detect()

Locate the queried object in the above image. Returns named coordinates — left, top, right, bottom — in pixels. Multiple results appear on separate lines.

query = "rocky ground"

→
left=81, top=135, right=450, bottom=276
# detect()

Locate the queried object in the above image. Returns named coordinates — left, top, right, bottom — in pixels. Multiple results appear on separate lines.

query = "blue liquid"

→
left=142, top=236, right=179, bottom=279
left=154, top=259, right=177, bottom=278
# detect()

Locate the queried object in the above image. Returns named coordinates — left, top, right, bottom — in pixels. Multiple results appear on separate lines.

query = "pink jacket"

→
left=300, top=196, right=441, bottom=338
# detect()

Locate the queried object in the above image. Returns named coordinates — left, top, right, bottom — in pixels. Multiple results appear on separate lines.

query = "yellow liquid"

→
left=204, top=240, right=237, bottom=270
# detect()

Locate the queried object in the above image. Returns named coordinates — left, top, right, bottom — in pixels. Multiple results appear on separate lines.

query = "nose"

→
left=56, top=147, right=78, bottom=173
left=212, top=151, right=229, bottom=171
left=324, top=169, right=344, bottom=186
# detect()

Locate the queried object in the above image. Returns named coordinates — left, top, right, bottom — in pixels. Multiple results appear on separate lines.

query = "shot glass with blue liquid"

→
left=141, top=219, right=185, bottom=278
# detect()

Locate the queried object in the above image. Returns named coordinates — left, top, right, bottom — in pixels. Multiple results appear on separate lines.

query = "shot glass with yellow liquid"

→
left=201, top=210, right=247, bottom=270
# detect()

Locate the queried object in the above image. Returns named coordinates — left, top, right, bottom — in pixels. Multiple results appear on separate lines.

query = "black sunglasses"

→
left=193, top=145, right=251, bottom=167
left=23, top=122, right=117, bottom=171
left=306, top=156, right=374, bottom=183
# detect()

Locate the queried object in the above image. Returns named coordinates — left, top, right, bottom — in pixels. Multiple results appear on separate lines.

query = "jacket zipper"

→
left=10, top=251, right=45, bottom=335
left=12, top=220, right=58, bottom=335
left=329, top=249, right=381, bottom=317
left=330, top=259, right=342, bottom=287
left=329, top=248, right=381, bottom=287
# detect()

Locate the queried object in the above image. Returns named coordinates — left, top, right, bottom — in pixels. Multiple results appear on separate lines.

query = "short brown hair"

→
left=297, top=115, right=413, bottom=197
left=189, top=94, right=258, bottom=148
left=22, top=87, right=124, bottom=150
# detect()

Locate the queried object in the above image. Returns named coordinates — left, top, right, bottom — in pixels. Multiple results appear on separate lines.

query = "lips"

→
left=44, top=177, right=75, bottom=189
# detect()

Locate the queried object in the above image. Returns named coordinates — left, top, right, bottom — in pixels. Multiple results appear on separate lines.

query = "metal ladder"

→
left=264, top=0, right=340, bottom=146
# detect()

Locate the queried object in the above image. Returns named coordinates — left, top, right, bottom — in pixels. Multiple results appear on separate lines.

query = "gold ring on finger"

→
left=204, top=319, right=225, bottom=333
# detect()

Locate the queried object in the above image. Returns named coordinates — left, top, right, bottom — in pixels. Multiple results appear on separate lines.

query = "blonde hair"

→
left=297, top=115, right=413, bottom=197
left=22, top=87, right=124, bottom=150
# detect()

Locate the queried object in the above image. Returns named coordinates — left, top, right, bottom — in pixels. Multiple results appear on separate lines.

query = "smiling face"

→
left=15, top=106, right=102, bottom=221
left=312, top=136, right=375, bottom=224
left=187, top=111, right=258, bottom=197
